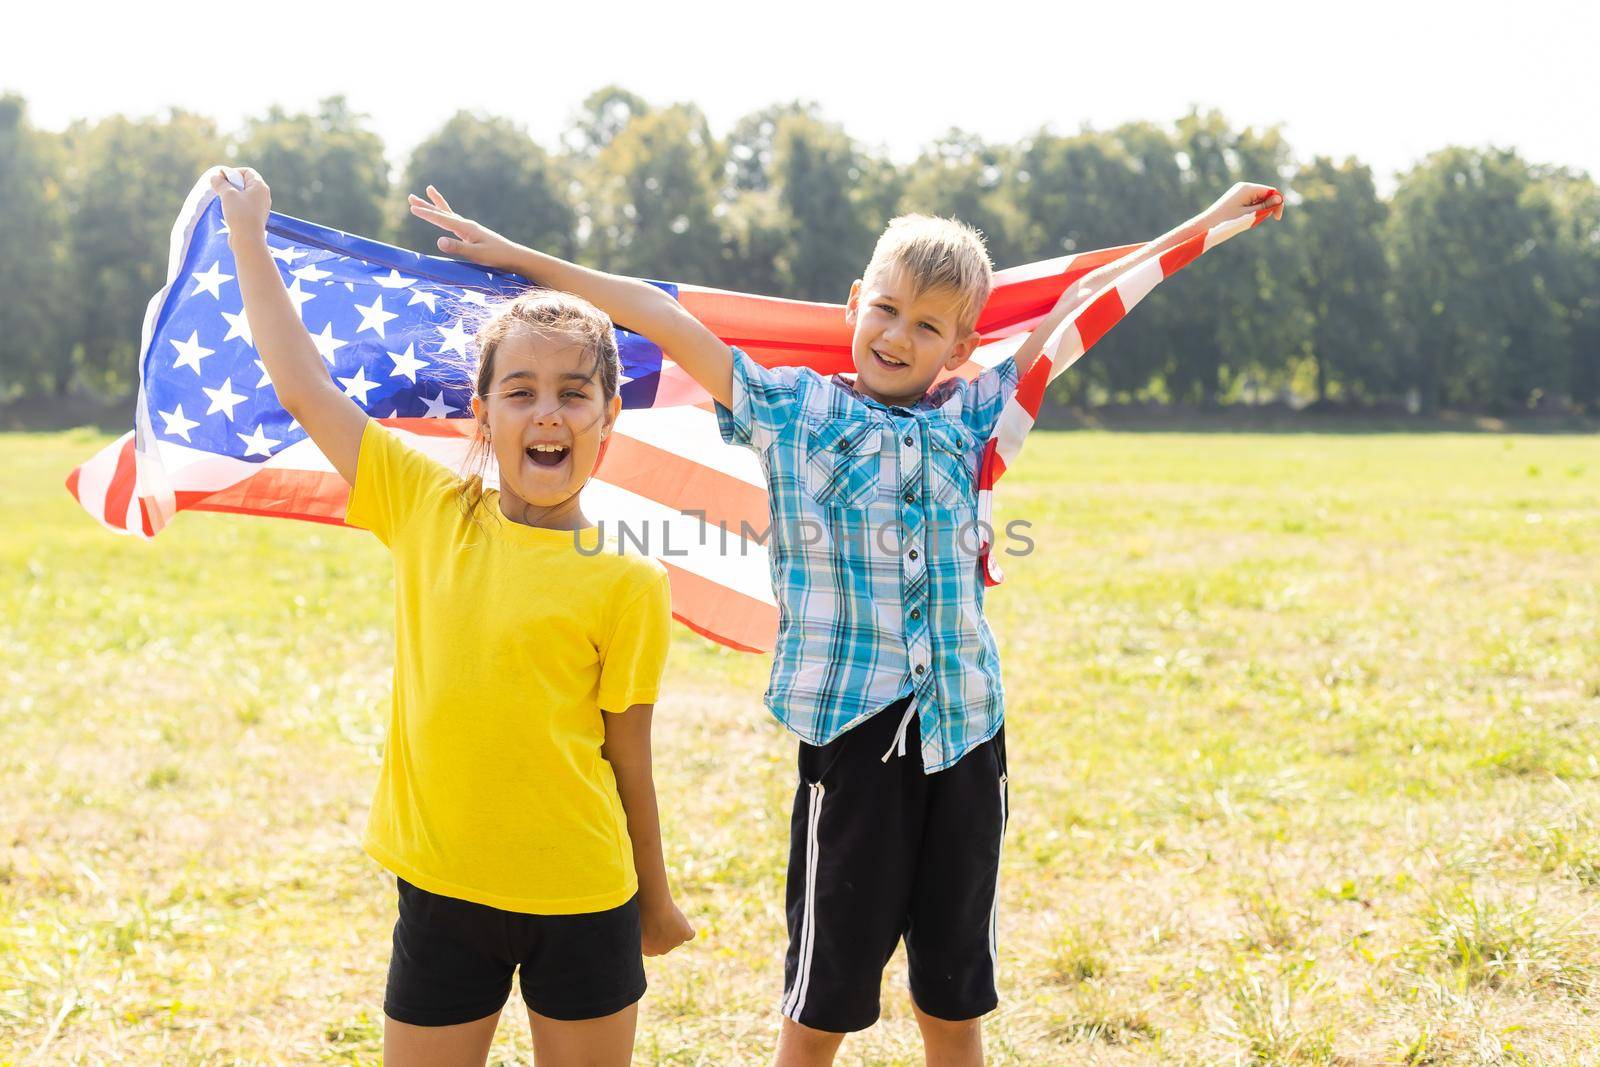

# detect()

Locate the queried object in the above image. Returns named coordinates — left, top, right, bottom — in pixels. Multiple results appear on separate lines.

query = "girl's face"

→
left=469, top=327, right=620, bottom=529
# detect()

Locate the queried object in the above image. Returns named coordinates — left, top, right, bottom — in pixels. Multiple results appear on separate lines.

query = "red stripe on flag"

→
left=596, top=435, right=770, bottom=538
left=1014, top=360, right=1050, bottom=421
left=64, top=465, right=81, bottom=502
left=1073, top=290, right=1127, bottom=352
left=977, top=244, right=1137, bottom=335
left=102, top=436, right=139, bottom=530
left=182, top=468, right=353, bottom=524
left=659, top=560, right=776, bottom=653
left=1159, top=232, right=1208, bottom=276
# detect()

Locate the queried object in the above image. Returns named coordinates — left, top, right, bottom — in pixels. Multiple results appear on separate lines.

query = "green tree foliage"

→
left=1154, top=111, right=1304, bottom=406
left=899, top=130, right=1022, bottom=268
left=583, top=103, right=725, bottom=285
left=1389, top=148, right=1569, bottom=410
left=1524, top=168, right=1600, bottom=408
left=564, top=85, right=651, bottom=163
left=235, top=96, right=389, bottom=237
left=6, top=90, right=1593, bottom=414
left=1291, top=157, right=1394, bottom=402
left=62, top=109, right=224, bottom=396
left=1006, top=123, right=1188, bottom=402
left=769, top=114, right=876, bottom=301
left=0, top=95, right=70, bottom=399
left=395, top=111, right=575, bottom=260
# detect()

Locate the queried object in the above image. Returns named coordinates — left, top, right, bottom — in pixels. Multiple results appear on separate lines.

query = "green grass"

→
left=4, top=428, right=1600, bottom=1064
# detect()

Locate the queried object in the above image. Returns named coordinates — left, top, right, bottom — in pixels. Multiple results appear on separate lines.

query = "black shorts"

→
left=384, top=879, right=646, bottom=1026
left=782, top=696, right=1009, bottom=1033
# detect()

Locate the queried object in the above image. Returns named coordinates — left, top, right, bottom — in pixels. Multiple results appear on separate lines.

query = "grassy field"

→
left=3, top=429, right=1598, bottom=1065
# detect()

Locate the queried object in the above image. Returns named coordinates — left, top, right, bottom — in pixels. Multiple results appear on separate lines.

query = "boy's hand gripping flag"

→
left=68, top=172, right=1275, bottom=652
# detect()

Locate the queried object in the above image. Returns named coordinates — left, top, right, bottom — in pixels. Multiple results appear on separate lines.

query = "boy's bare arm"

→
left=1011, top=183, right=1285, bottom=379
left=215, top=168, right=367, bottom=484
left=410, top=188, right=735, bottom=408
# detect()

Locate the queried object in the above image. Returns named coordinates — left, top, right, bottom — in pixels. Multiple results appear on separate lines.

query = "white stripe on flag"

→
left=579, top=480, right=777, bottom=605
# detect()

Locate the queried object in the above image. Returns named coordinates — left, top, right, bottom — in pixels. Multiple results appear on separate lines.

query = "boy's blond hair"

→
left=862, top=214, right=994, bottom=333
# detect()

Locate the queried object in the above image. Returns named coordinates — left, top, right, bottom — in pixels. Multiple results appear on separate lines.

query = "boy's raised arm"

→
left=1011, top=182, right=1284, bottom=379
left=216, top=168, right=367, bottom=484
left=410, top=188, right=735, bottom=409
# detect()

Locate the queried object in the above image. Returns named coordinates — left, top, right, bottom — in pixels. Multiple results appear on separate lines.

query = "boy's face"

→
left=846, top=266, right=981, bottom=408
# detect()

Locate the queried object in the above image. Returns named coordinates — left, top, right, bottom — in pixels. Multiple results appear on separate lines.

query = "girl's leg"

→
left=384, top=1009, right=502, bottom=1067
left=526, top=1003, right=639, bottom=1067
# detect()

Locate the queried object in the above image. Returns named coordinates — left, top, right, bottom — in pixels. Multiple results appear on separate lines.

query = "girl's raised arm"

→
left=214, top=168, right=367, bottom=484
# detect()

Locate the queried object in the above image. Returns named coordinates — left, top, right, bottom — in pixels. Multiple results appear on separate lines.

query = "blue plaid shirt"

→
left=715, top=348, right=1020, bottom=772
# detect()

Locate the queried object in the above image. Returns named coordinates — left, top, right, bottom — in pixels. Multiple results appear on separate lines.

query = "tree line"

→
left=2, top=88, right=1595, bottom=413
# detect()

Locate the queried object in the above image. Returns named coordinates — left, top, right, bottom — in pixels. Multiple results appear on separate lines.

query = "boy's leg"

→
left=526, top=1003, right=639, bottom=1067
left=912, top=1003, right=984, bottom=1067
left=780, top=697, right=925, bottom=1039
left=775, top=1017, right=848, bottom=1067
left=903, top=726, right=1007, bottom=1047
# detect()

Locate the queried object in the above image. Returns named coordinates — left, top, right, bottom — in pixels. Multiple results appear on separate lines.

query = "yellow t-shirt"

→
left=345, top=420, right=671, bottom=914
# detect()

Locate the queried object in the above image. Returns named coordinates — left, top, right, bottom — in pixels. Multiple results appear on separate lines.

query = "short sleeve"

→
left=597, top=565, right=672, bottom=714
left=344, top=420, right=459, bottom=546
left=714, top=348, right=807, bottom=452
left=958, top=357, right=1021, bottom=442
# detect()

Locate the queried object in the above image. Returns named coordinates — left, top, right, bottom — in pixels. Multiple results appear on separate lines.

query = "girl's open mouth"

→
left=526, top=445, right=570, bottom=468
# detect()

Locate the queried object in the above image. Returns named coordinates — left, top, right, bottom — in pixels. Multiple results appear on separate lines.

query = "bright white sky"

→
left=6, top=0, right=1595, bottom=189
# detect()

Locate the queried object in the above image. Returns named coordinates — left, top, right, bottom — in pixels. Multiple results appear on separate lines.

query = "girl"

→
left=213, top=167, right=694, bottom=1067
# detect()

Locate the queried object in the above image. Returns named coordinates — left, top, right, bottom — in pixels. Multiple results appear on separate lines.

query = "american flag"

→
left=68, top=172, right=1273, bottom=651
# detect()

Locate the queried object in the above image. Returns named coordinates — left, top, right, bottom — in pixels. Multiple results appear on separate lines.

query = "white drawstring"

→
left=880, top=704, right=917, bottom=762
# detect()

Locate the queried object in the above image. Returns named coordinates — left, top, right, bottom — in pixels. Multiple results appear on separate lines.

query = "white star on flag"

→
left=191, top=261, right=234, bottom=299
left=407, top=288, right=439, bottom=313
left=253, top=359, right=273, bottom=388
left=420, top=389, right=456, bottom=418
left=459, top=290, right=492, bottom=307
left=170, top=330, right=215, bottom=375
left=309, top=322, right=348, bottom=364
left=158, top=404, right=200, bottom=442
left=285, top=278, right=317, bottom=317
left=354, top=294, right=398, bottom=338
left=203, top=377, right=247, bottom=420
left=338, top=366, right=380, bottom=405
left=387, top=343, right=429, bottom=383
left=375, top=268, right=416, bottom=289
left=436, top=319, right=471, bottom=357
left=269, top=245, right=305, bottom=264
left=236, top=424, right=281, bottom=458
left=290, top=263, right=333, bottom=283
left=220, top=308, right=254, bottom=346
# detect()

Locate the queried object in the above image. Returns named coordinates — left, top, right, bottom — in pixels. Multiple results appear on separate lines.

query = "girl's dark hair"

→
left=456, top=290, right=621, bottom=524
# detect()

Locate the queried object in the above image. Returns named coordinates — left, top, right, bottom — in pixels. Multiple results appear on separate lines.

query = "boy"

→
left=410, top=181, right=1283, bottom=1065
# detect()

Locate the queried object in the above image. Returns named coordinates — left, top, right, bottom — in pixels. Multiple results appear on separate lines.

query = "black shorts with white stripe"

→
left=781, top=694, right=1008, bottom=1034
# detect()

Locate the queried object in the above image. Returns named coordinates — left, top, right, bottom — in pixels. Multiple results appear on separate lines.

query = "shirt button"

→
left=908, top=549, right=919, bottom=560
left=903, top=491, right=915, bottom=504
left=904, top=434, right=914, bottom=446
left=914, top=664, right=926, bottom=675
left=910, top=607, right=921, bottom=620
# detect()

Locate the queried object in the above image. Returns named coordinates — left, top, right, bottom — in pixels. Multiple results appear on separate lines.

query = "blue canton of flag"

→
left=144, top=201, right=672, bottom=463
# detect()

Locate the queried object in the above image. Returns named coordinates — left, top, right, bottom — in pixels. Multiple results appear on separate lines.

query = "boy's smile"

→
left=847, top=266, right=980, bottom=408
